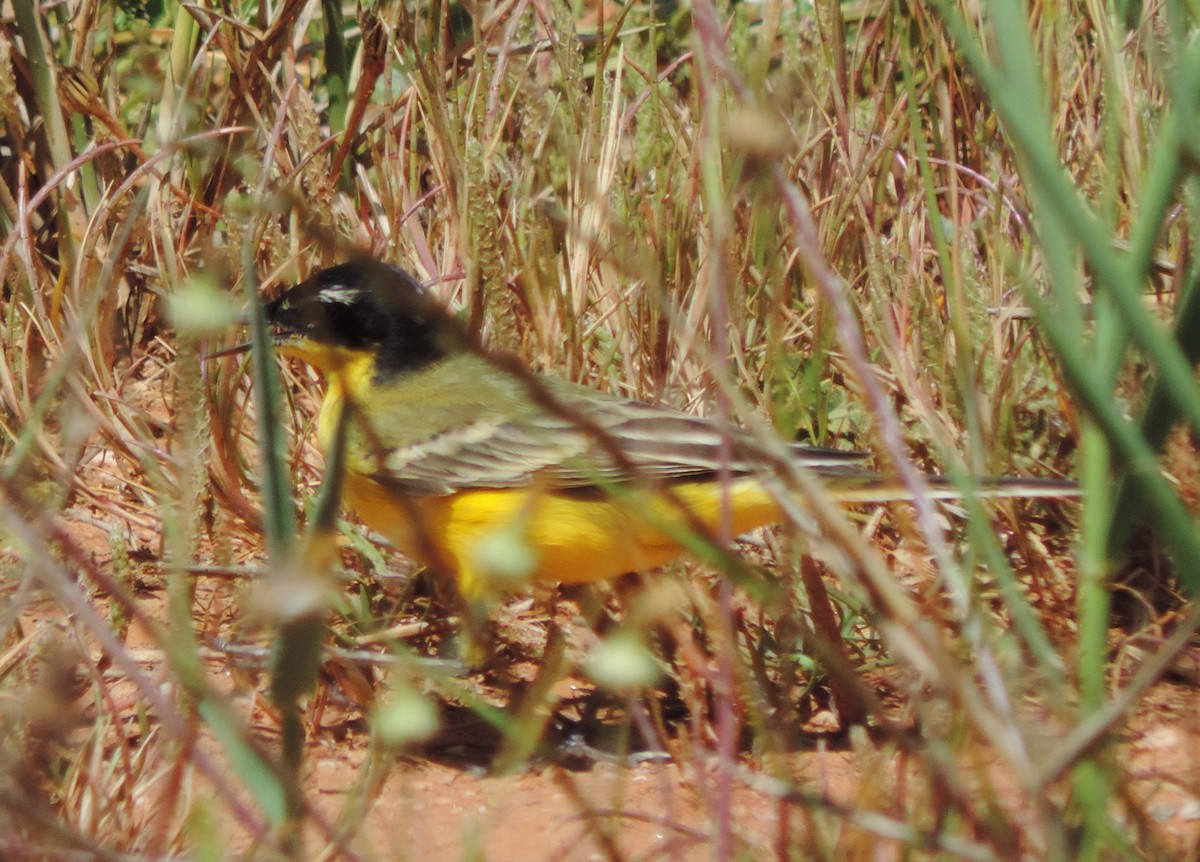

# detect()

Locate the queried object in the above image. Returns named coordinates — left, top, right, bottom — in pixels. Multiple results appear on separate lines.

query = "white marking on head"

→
left=318, top=282, right=366, bottom=305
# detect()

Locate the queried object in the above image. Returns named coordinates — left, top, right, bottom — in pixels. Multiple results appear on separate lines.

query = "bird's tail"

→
left=818, top=473, right=1079, bottom=505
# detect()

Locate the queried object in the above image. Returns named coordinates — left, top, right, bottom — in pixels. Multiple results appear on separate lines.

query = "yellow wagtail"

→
left=250, top=259, right=1075, bottom=600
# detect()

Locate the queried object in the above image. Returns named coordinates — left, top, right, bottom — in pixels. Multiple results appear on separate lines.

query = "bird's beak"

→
left=204, top=340, right=253, bottom=360
left=203, top=308, right=255, bottom=360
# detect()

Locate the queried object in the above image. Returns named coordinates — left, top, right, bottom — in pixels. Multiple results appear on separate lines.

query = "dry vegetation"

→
left=1, top=0, right=1197, bottom=859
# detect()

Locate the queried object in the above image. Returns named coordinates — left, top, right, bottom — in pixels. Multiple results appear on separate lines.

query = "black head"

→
left=267, top=261, right=461, bottom=377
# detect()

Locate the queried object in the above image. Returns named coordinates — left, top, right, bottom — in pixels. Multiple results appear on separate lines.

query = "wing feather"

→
left=349, top=378, right=868, bottom=496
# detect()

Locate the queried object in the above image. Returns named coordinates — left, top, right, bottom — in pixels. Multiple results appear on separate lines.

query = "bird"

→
left=250, top=258, right=1075, bottom=602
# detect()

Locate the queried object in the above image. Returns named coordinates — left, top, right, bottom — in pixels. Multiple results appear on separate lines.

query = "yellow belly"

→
left=316, top=375, right=785, bottom=597
left=342, top=473, right=783, bottom=598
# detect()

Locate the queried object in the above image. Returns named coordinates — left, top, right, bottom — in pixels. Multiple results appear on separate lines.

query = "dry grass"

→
left=0, top=1, right=1194, bottom=859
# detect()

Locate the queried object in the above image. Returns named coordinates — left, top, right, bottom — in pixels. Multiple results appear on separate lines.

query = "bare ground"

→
left=11, top=510, right=1200, bottom=861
